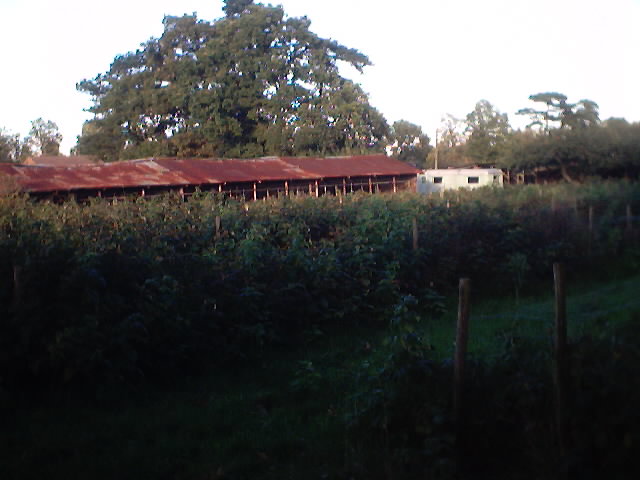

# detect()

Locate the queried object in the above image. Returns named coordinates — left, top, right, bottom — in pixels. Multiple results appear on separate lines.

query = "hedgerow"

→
left=0, top=181, right=638, bottom=388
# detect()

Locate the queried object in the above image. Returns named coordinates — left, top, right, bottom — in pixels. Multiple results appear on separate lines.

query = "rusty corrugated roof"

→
left=0, top=155, right=420, bottom=194
left=22, top=155, right=102, bottom=167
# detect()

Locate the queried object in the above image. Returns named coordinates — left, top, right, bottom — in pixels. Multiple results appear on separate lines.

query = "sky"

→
left=1, top=0, right=639, bottom=154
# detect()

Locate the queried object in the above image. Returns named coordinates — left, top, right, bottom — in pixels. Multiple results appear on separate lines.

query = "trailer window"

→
left=467, top=176, right=479, bottom=184
left=433, top=177, right=443, bottom=184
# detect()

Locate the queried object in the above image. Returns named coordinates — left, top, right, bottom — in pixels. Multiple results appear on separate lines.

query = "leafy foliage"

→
left=25, top=118, right=63, bottom=156
left=76, top=2, right=388, bottom=160
left=0, top=127, right=33, bottom=163
left=499, top=120, right=640, bottom=181
left=1, top=182, right=639, bottom=390
left=517, top=92, right=600, bottom=133
left=388, top=120, right=432, bottom=167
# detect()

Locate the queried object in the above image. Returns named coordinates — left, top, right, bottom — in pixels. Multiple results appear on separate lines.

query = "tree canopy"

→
left=388, top=120, right=431, bottom=167
left=26, top=118, right=62, bottom=156
left=76, top=0, right=388, bottom=161
left=464, top=100, right=510, bottom=164
left=498, top=119, right=640, bottom=182
left=0, top=129, right=24, bottom=163
left=516, top=92, right=600, bottom=133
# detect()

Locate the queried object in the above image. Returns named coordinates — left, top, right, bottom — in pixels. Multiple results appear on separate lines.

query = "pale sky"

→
left=1, top=0, right=639, bottom=154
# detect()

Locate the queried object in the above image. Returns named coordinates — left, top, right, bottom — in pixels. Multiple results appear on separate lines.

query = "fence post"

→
left=412, top=217, right=419, bottom=251
left=12, top=264, right=22, bottom=312
left=454, top=278, right=471, bottom=424
left=588, top=205, right=595, bottom=255
left=553, top=263, right=570, bottom=463
left=215, top=215, right=221, bottom=240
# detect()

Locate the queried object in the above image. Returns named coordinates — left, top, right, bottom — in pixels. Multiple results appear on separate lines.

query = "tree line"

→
left=0, top=118, right=62, bottom=162
left=1, top=0, right=638, bottom=182
left=433, top=94, right=640, bottom=181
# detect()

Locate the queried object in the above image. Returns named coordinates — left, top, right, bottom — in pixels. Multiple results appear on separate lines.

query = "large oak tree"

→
left=76, top=0, right=388, bottom=161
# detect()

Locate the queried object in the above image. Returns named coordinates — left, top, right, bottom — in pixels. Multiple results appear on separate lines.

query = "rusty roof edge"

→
left=4, top=155, right=420, bottom=194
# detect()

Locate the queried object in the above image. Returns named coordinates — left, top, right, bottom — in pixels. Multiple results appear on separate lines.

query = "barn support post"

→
left=392, top=176, right=397, bottom=193
left=285, top=181, right=289, bottom=197
left=343, top=178, right=347, bottom=195
left=253, top=183, right=257, bottom=201
left=315, top=180, right=319, bottom=198
left=308, top=183, right=313, bottom=195
left=368, top=176, right=373, bottom=193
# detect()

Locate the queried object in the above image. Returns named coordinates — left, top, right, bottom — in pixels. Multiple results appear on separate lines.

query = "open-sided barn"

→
left=0, top=155, right=420, bottom=201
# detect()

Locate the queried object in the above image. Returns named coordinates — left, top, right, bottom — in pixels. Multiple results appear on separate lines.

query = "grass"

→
left=2, top=272, right=640, bottom=480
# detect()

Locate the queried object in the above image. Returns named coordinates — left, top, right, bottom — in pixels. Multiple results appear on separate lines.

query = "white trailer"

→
left=417, top=168, right=503, bottom=194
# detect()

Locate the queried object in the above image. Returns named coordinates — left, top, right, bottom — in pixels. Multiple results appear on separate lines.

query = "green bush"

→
left=1, top=182, right=639, bottom=389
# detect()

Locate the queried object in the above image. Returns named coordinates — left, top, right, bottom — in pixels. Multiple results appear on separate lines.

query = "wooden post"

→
left=315, top=180, right=319, bottom=198
left=454, top=278, right=471, bottom=423
left=587, top=205, right=594, bottom=255
left=284, top=180, right=289, bottom=197
left=553, top=263, right=570, bottom=460
left=412, top=217, right=419, bottom=251
left=392, top=176, right=397, bottom=193
left=12, top=264, right=22, bottom=311
left=368, top=177, right=373, bottom=193
left=253, top=183, right=257, bottom=201
left=215, top=215, right=221, bottom=240
left=343, top=178, right=347, bottom=195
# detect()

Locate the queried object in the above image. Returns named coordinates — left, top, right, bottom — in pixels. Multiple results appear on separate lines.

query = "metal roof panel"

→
left=0, top=155, right=420, bottom=193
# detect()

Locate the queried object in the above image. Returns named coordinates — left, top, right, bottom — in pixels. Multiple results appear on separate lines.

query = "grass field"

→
left=3, top=270, right=639, bottom=480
